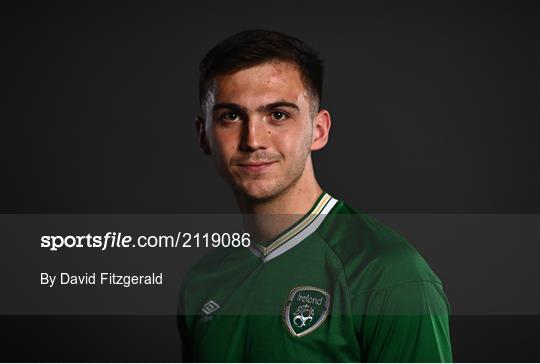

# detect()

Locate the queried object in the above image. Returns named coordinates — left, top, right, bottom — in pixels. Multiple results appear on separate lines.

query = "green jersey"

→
left=178, top=192, right=452, bottom=362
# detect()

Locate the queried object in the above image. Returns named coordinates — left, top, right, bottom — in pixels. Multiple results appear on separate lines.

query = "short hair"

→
left=199, top=29, right=324, bottom=114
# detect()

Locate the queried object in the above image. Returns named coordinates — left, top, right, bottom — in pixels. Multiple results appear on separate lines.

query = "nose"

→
left=240, top=116, right=269, bottom=151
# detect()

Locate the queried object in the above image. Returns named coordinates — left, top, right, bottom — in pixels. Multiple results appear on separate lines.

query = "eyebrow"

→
left=212, top=103, right=247, bottom=113
left=212, top=101, right=300, bottom=113
left=258, top=101, right=300, bottom=112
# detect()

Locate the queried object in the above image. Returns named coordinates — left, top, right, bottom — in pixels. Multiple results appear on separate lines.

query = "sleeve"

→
left=354, top=280, right=453, bottom=363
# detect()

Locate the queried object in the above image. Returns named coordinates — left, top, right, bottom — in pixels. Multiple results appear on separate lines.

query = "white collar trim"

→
left=247, top=193, right=338, bottom=263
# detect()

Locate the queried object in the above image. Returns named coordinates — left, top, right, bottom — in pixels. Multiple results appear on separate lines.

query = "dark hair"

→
left=199, top=29, right=324, bottom=113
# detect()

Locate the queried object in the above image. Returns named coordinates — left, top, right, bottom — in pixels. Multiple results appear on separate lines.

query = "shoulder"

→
left=179, top=246, right=240, bottom=294
left=317, top=199, right=441, bottom=293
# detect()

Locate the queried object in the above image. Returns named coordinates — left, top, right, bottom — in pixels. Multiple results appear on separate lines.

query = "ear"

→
left=195, top=116, right=212, bottom=155
left=311, top=109, right=331, bottom=151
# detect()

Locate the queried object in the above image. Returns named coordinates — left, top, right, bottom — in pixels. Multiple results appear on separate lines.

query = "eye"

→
left=270, top=111, right=288, bottom=121
left=220, top=112, right=240, bottom=122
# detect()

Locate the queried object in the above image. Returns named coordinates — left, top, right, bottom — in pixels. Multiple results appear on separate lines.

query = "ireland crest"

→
left=283, top=286, right=330, bottom=337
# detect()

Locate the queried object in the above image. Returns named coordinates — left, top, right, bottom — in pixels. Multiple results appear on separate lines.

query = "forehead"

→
left=211, top=61, right=309, bottom=106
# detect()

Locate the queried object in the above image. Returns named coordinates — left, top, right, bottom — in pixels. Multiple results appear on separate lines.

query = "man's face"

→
left=199, top=61, right=320, bottom=201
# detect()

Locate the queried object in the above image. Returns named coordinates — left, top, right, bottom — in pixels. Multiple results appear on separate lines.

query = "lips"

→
left=236, top=161, right=277, bottom=173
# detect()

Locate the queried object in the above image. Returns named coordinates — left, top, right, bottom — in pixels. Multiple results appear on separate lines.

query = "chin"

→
left=236, top=180, right=285, bottom=202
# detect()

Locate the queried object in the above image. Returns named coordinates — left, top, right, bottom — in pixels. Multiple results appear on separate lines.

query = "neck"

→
left=235, top=164, right=323, bottom=244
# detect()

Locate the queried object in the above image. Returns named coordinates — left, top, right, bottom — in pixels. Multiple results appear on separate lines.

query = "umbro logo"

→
left=201, top=300, right=220, bottom=315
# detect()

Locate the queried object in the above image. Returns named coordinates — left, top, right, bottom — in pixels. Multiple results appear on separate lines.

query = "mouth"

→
left=235, top=161, right=278, bottom=173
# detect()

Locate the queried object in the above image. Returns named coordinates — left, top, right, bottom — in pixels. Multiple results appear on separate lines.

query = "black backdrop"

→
left=1, top=1, right=538, bottom=362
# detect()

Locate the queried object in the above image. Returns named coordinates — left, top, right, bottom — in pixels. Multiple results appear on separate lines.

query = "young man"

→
left=178, top=29, right=453, bottom=362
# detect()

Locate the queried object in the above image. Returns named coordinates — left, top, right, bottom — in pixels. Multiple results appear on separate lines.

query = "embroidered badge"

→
left=283, top=286, right=330, bottom=337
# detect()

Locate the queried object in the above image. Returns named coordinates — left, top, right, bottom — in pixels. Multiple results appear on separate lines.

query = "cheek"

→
left=211, top=130, right=238, bottom=157
left=276, top=127, right=312, bottom=157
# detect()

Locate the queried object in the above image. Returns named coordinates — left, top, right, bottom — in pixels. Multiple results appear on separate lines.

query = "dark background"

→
left=1, top=0, right=538, bottom=362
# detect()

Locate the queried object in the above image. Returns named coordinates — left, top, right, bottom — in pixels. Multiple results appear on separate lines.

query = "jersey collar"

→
left=247, top=192, right=338, bottom=263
